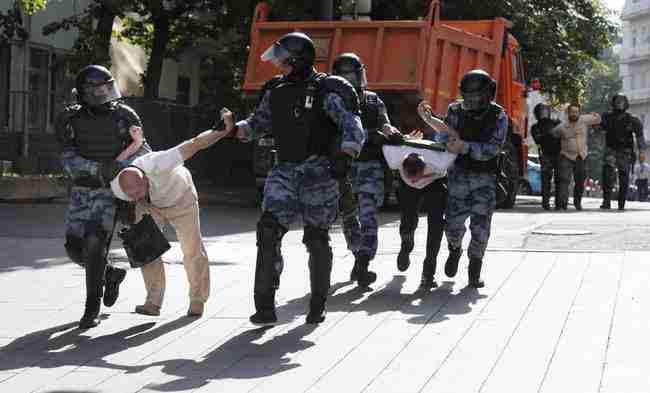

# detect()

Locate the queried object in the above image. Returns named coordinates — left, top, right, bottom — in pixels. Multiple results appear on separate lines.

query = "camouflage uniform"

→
left=340, top=95, right=390, bottom=259
left=236, top=71, right=365, bottom=321
left=57, top=103, right=148, bottom=263
left=56, top=100, right=149, bottom=327
left=441, top=101, right=508, bottom=260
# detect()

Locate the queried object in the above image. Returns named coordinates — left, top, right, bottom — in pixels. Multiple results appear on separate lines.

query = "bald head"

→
left=118, top=167, right=148, bottom=201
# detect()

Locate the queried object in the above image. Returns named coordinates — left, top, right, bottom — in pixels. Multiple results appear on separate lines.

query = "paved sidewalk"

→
left=1, top=200, right=650, bottom=393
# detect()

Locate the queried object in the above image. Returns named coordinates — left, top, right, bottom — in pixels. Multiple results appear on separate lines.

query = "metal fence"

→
left=0, top=97, right=255, bottom=186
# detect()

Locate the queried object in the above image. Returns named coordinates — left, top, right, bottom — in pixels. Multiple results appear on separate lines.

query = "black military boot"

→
left=444, top=246, right=462, bottom=278
left=103, top=265, right=126, bottom=307
left=541, top=200, right=551, bottom=211
left=350, top=255, right=360, bottom=281
left=355, top=253, right=377, bottom=287
left=397, top=233, right=414, bottom=272
left=306, top=295, right=327, bottom=324
left=79, top=263, right=104, bottom=329
left=305, top=227, right=332, bottom=325
left=418, top=256, right=438, bottom=291
left=574, top=198, right=583, bottom=211
left=600, top=198, right=611, bottom=210
left=618, top=197, right=626, bottom=211
left=79, top=231, right=107, bottom=329
left=250, top=293, right=278, bottom=326
left=468, top=257, right=485, bottom=288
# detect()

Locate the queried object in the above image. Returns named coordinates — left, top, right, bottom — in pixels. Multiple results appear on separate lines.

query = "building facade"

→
left=621, top=0, right=650, bottom=140
left=0, top=1, right=202, bottom=171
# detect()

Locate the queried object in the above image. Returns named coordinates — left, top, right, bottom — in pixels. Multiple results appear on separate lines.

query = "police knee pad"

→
left=65, top=235, right=85, bottom=266
left=303, top=226, right=331, bottom=254
left=256, top=212, right=285, bottom=247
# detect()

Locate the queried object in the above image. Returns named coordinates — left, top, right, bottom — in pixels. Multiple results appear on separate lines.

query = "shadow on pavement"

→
left=0, top=316, right=195, bottom=374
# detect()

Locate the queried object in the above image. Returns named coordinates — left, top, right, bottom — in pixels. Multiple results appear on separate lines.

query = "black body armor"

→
left=269, top=72, right=358, bottom=163
left=357, top=91, right=383, bottom=162
left=452, top=103, right=503, bottom=172
left=602, top=112, right=640, bottom=151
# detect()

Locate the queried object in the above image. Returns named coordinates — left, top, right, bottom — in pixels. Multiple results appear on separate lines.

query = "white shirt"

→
left=111, top=147, right=196, bottom=208
left=382, top=144, right=454, bottom=189
left=635, top=163, right=650, bottom=181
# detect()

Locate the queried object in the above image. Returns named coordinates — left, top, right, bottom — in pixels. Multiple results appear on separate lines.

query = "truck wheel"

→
left=496, top=139, right=520, bottom=209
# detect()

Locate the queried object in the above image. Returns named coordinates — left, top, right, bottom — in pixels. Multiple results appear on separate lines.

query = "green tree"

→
left=370, top=0, right=618, bottom=105
left=1, top=0, right=48, bottom=44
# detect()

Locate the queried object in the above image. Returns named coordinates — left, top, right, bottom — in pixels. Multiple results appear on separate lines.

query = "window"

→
left=642, top=72, right=648, bottom=89
left=631, top=74, right=638, bottom=90
left=0, top=45, right=10, bottom=131
left=27, top=47, right=71, bottom=133
left=176, top=76, right=190, bottom=105
left=511, top=51, right=524, bottom=83
left=632, top=28, right=638, bottom=48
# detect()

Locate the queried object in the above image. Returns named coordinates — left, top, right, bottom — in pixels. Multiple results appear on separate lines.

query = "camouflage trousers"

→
left=64, top=186, right=116, bottom=266
left=339, top=160, right=385, bottom=259
left=445, top=167, right=496, bottom=260
left=602, top=147, right=634, bottom=203
left=263, top=156, right=339, bottom=232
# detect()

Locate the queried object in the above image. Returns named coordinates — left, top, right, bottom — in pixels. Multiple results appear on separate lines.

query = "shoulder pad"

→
left=630, top=115, right=643, bottom=130
left=489, top=102, right=505, bottom=113
left=321, top=75, right=360, bottom=114
left=114, top=103, right=143, bottom=127
left=262, top=75, right=285, bottom=92
left=55, top=105, right=82, bottom=144
left=448, top=101, right=463, bottom=113
left=363, top=90, right=379, bottom=105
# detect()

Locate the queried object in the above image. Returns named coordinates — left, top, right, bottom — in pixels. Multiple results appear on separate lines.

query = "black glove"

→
left=330, top=152, right=352, bottom=180
left=385, top=132, right=405, bottom=146
left=99, top=160, right=125, bottom=186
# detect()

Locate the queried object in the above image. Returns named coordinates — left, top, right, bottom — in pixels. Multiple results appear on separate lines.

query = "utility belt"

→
left=73, top=176, right=104, bottom=189
left=454, top=155, right=499, bottom=173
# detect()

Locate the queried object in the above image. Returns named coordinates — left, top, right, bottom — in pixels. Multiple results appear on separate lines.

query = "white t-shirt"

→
left=382, top=145, right=454, bottom=189
left=635, top=162, right=650, bottom=181
left=111, top=147, right=196, bottom=207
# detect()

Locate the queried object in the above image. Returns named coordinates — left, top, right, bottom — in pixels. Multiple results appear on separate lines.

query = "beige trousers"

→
left=136, top=188, right=210, bottom=307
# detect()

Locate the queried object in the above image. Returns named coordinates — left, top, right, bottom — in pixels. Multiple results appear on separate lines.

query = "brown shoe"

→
left=187, top=301, right=204, bottom=317
left=134, top=303, right=161, bottom=316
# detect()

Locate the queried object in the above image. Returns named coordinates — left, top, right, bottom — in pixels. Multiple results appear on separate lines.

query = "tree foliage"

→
left=371, top=0, right=618, bottom=104
left=1, top=0, right=48, bottom=44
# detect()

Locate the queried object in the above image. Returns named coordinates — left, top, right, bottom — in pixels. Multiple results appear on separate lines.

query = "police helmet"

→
left=75, top=65, right=121, bottom=108
left=610, top=93, right=629, bottom=112
left=332, top=53, right=368, bottom=90
left=533, top=103, right=552, bottom=121
left=459, top=69, right=496, bottom=112
left=261, top=32, right=315, bottom=73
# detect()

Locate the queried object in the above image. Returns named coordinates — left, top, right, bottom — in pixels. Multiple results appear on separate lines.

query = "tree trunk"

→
left=144, top=12, right=170, bottom=99
left=94, top=1, right=117, bottom=64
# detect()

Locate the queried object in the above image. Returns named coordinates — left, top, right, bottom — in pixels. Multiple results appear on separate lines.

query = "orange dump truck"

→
left=243, top=0, right=529, bottom=208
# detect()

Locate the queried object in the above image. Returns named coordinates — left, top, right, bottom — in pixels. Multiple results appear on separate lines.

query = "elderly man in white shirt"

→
left=111, top=110, right=234, bottom=317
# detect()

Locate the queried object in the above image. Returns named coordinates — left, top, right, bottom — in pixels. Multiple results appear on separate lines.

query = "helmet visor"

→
left=261, top=42, right=292, bottom=67
left=537, top=107, right=551, bottom=119
left=339, top=67, right=368, bottom=89
left=461, top=91, right=488, bottom=111
left=80, top=79, right=121, bottom=107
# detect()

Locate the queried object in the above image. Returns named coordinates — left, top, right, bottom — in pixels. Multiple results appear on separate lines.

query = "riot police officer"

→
left=231, top=33, right=366, bottom=325
left=439, top=69, right=507, bottom=288
left=55, top=65, right=150, bottom=328
left=332, top=52, right=402, bottom=288
left=599, top=93, right=646, bottom=210
left=531, top=103, right=561, bottom=210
